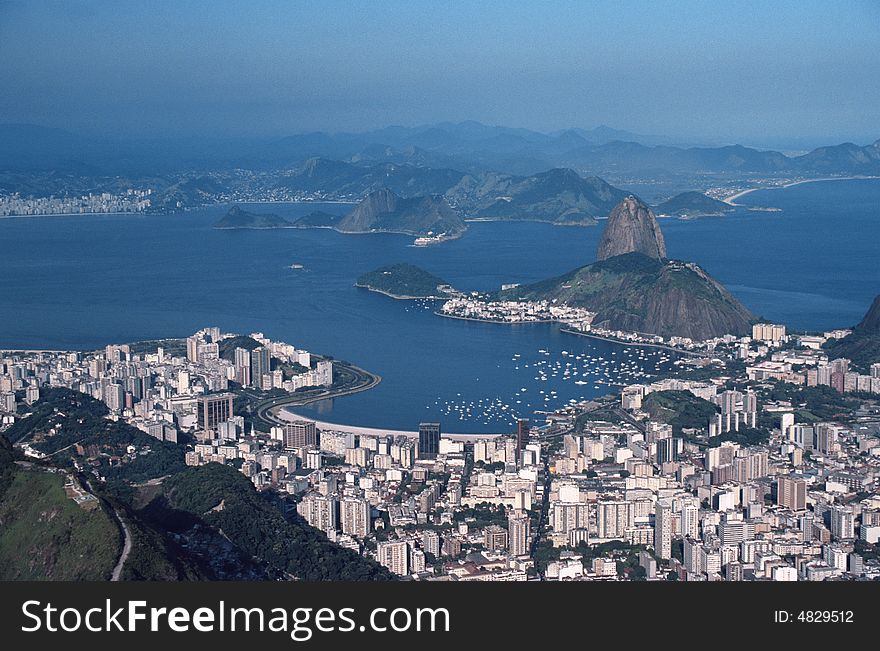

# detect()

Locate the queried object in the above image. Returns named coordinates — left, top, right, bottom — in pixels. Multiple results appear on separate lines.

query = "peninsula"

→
left=496, top=196, right=755, bottom=341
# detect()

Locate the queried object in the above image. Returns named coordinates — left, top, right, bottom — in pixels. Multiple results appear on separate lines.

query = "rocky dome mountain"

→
left=825, top=295, right=880, bottom=371
left=497, top=196, right=754, bottom=340
left=856, top=294, right=880, bottom=333
left=596, top=196, right=667, bottom=261
left=336, top=188, right=466, bottom=237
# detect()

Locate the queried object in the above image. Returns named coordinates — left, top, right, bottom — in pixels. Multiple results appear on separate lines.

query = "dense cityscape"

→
left=2, top=313, right=878, bottom=582
left=4, top=4, right=880, bottom=646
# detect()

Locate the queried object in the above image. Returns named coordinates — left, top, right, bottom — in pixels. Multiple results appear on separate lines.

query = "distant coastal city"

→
left=0, top=189, right=154, bottom=217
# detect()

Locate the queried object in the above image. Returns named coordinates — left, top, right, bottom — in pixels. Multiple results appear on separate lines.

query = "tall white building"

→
left=680, top=500, right=700, bottom=540
left=297, top=493, right=338, bottom=535
left=830, top=506, right=855, bottom=540
left=655, top=501, right=673, bottom=560
left=550, top=501, right=589, bottom=535
left=341, top=496, right=370, bottom=537
left=377, top=541, right=409, bottom=575
left=508, top=512, right=531, bottom=556
left=597, top=501, right=634, bottom=539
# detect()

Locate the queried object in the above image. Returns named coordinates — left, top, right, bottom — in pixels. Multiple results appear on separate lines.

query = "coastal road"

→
left=612, top=406, right=647, bottom=433
left=276, top=408, right=501, bottom=442
left=254, top=361, right=382, bottom=428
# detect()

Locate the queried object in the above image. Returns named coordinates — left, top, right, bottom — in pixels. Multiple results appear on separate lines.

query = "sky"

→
left=1, top=0, right=878, bottom=147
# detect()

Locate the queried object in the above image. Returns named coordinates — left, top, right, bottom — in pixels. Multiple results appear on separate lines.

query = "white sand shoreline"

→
left=279, top=408, right=502, bottom=441
left=723, top=175, right=880, bottom=206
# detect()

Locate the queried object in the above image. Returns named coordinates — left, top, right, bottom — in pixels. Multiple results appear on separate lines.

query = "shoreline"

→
left=558, top=328, right=707, bottom=357
left=0, top=199, right=357, bottom=220
left=0, top=210, right=149, bottom=220
left=354, top=283, right=447, bottom=301
left=276, top=408, right=502, bottom=442
left=464, top=217, right=599, bottom=227
left=723, top=175, right=880, bottom=206
left=256, top=362, right=382, bottom=424
left=433, top=310, right=708, bottom=356
left=434, top=311, right=556, bottom=325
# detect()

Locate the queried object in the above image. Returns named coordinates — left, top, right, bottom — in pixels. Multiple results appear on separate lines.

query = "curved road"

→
left=255, top=362, right=382, bottom=427
left=110, top=506, right=132, bottom=581
left=82, top=474, right=132, bottom=582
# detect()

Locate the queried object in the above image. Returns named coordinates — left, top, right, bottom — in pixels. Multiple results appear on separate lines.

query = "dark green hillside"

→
left=337, top=188, right=465, bottom=237
left=499, top=252, right=754, bottom=340
left=449, top=167, right=626, bottom=224
left=159, top=464, right=395, bottom=581
left=6, top=388, right=186, bottom=482
left=0, top=468, right=120, bottom=580
left=292, top=210, right=344, bottom=227
left=643, top=390, right=719, bottom=437
left=218, top=334, right=263, bottom=360
left=356, top=263, right=454, bottom=298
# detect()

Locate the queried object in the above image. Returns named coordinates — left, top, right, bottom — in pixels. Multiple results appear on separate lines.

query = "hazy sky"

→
left=1, top=0, right=878, bottom=146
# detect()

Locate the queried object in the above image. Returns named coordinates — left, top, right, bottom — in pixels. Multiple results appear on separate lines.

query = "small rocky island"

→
left=215, top=205, right=343, bottom=229
left=356, top=263, right=458, bottom=299
left=214, top=205, right=294, bottom=229
left=654, top=191, right=735, bottom=219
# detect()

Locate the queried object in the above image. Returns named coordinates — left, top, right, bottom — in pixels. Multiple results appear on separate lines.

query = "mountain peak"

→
left=336, top=188, right=465, bottom=237
left=596, top=195, right=667, bottom=262
left=856, top=295, right=880, bottom=333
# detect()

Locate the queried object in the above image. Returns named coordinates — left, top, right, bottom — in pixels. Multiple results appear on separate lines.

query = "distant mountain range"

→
left=279, top=158, right=467, bottom=197
left=2, top=122, right=878, bottom=179
left=448, top=167, right=628, bottom=225
left=216, top=166, right=635, bottom=232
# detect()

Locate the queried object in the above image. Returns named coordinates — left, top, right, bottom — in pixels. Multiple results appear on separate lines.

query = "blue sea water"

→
left=0, top=179, right=877, bottom=433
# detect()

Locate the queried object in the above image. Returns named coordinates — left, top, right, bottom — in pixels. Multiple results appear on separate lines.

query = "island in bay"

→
left=213, top=205, right=294, bottom=229
left=653, top=191, right=735, bottom=219
left=214, top=204, right=340, bottom=230
left=355, top=263, right=458, bottom=299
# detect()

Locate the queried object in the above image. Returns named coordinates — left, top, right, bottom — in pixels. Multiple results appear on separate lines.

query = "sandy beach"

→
left=723, top=175, right=880, bottom=206
left=278, top=408, right=502, bottom=441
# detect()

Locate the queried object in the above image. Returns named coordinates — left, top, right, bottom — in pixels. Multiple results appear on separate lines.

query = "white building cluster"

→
left=0, top=189, right=152, bottom=216
left=0, top=327, right=331, bottom=450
